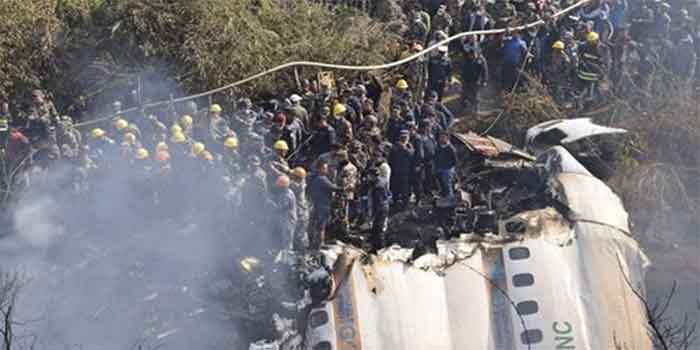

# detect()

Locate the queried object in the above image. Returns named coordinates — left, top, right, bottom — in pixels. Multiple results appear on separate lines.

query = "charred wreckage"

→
left=241, top=119, right=650, bottom=350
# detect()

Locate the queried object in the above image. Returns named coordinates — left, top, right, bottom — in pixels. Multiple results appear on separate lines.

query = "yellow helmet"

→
left=91, top=128, right=106, bottom=139
left=552, top=41, right=565, bottom=50
left=135, top=148, right=149, bottom=160
left=275, top=175, right=291, bottom=188
left=171, top=132, right=187, bottom=144
left=209, top=104, right=222, bottom=113
left=155, top=141, right=169, bottom=152
left=396, top=79, right=409, bottom=90
left=180, top=115, right=193, bottom=128
left=273, top=140, right=289, bottom=151
left=192, top=142, right=206, bottom=155
left=170, top=124, right=182, bottom=135
left=114, top=118, right=129, bottom=131
left=291, top=167, right=307, bottom=179
left=123, top=132, right=137, bottom=144
left=586, top=31, right=599, bottom=42
left=224, top=137, right=239, bottom=149
left=333, top=103, right=347, bottom=115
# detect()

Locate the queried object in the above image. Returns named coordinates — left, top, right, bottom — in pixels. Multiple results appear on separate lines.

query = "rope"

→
left=75, top=0, right=591, bottom=128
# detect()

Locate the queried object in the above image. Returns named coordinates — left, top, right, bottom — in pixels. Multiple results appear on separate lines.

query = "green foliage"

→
left=0, top=0, right=61, bottom=100
left=0, top=0, right=395, bottom=112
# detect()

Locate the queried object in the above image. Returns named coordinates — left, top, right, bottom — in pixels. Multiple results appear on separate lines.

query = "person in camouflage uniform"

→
left=407, top=12, right=431, bottom=44
left=432, top=5, right=454, bottom=35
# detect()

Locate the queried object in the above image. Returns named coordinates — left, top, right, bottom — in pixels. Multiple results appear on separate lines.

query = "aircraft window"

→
left=516, top=300, right=539, bottom=315
left=513, top=273, right=534, bottom=287
left=508, top=247, right=531, bottom=260
left=313, top=341, right=332, bottom=350
left=505, top=221, right=526, bottom=234
left=521, top=329, right=543, bottom=344
left=310, top=311, right=329, bottom=329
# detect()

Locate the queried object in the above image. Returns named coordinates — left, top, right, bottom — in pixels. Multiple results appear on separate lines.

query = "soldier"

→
left=24, top=89, right=59, bottom=142
left=357, top=114, right=382, bottom=146
left=432, top=5, right=454, bottom=35
left=232, top=97, right=257, bottom=137
left=286, top=94, right=309, bottom=130
left=407, top=9, right=430, bottom=44
left=406, top=42, right=428, bottom=101
left=487, top=0, right=517, bottom=26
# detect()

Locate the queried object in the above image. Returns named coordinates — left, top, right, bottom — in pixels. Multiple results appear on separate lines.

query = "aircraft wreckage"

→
left=245, top=119, right=652, bottom=350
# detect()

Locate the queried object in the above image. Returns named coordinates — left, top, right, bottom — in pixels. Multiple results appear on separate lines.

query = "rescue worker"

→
left=222, top=136, right=241, bottom=175
left=460, top=48, right=489, bottom=113
left=290, top=167, right=310, bottom=251
left=545, top=41, right=574, bottom=103
left=393, top=79, right=412, bottom=104
left=428, top=45, right=453, bottom=101
left=308, top=160, right=343, bottom=249
left=271, top=175, right=297, bottom=251
left=577, top=32, right=609, bottom=100
left=208, top=104, right=235, bottom=154
left=434, top=131, right=457, bottom=199
left=179, top=114, right=194, bottom=136
left=330, top=103, right=353, bottom=145
left=88, top=128, right=116, bottom=167
left=267, top=140, right=291, bottom=181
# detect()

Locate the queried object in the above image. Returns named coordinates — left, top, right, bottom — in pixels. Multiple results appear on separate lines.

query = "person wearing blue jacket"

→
left=501, top=30, right=528, bottom=90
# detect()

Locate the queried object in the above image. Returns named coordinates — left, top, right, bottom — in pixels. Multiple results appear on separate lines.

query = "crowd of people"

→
left=0, top=0, right=698, bottom=254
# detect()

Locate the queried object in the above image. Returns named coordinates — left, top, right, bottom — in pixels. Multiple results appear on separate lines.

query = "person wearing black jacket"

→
left=411, top=120, right=437, bottom=202
left=311, top=116, right=336, bottom=158
left=434, top=131, right=457, bottom=198
left=428, top=46, right=453, bottom=101
left=388, top=130, right=415, bottom=209
left=460, top=50, right=489, bottom=113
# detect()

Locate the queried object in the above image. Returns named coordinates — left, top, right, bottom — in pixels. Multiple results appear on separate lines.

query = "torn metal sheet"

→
left=452, top=132, right=535, bottom=161
left=525, top=118, right=627, bottom=154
